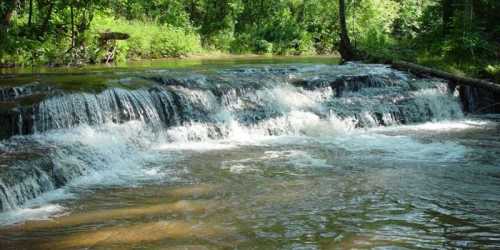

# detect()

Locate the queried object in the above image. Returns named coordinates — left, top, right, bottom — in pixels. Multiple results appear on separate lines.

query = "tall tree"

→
left=39, top=0, right=54, bottom=36
left=442, top=0, right=454, bottom=35
left=338, top=0, right=355, bottom=60
left=28, top=0, right=33, bottom=26
left=0, top=0, right=19, bottom=32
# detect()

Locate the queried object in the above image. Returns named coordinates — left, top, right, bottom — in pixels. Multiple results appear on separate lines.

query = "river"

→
left=0, top=57, right=499, bottom=249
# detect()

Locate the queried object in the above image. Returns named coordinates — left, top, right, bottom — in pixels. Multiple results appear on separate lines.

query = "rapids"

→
left=0, top=60, right=499, bottom=249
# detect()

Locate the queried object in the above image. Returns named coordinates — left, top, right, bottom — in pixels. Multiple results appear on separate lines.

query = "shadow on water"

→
left=0, top=184, right=236, bottom=250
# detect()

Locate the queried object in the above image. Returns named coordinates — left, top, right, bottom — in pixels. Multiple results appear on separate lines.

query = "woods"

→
left=0, top=0, right=498, bottom=81
left=1, top=3, right=500, bottom=247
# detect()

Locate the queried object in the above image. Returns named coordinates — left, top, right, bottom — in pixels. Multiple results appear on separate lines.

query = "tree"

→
left=39, top=0, right=54, bottom=36
left=0, top=0, right=19, bottom=33
left=338, top=0, right=355, bottom=60
left=442, top=0, right=454, bottom=35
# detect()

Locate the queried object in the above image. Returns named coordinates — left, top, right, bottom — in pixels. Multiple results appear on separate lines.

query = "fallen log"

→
left=98, top=32, right=130, bottom=63
left=99, top=32, right=130, bottom=41
left=390, top=60, right=500, bottom=94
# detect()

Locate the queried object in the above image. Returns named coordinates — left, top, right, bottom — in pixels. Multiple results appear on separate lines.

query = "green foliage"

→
left=254, top=40, right=273, bottom=55
left=92, top=15, right=203, bottom=59
left=348, top=0, right=399, bottom=56
left=203, top=30, right=235, bottom=52
left=441, top=12, right=493, bottom=63
left=0, top=0, right=498, bottom=81
left=485, top=65, right=500, bottom=83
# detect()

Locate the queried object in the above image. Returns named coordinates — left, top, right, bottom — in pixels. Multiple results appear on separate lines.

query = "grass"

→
left=91, top=15, right=204, bottom=61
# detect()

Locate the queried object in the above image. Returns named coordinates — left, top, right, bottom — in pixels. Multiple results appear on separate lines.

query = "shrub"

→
left=90, top=15, right=203, bottom=60
left=254, top=40, right=273, bottom=54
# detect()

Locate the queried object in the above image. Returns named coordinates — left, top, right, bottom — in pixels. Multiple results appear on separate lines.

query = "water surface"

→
left=0, top=58, right=499, bottom=249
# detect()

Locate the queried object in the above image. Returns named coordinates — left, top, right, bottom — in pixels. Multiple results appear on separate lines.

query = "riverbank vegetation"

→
left=0, top=0, right=498, bottom=80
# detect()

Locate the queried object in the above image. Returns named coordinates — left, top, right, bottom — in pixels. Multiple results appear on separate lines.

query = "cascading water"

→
left=0, top=63, right=464, bottom=214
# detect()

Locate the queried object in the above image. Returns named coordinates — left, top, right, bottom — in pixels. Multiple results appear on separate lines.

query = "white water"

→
left=0, top=64, right=479, bottom=225
left=1, top=116, right=484, bottom=226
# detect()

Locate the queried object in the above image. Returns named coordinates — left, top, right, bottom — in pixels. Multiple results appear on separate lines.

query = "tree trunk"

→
left=28, top=0, right=33, bottom=26
left=442, top=0, right=454, bottom=35
left=71, top=5, right=75, bottom=48
left=391, top=60, right=500, bottom=94
left=40, top=1, right=53, bottom=36
left=1, top=0, right=18, bottom=31
left=0, top=0, right=18, bottom=44
left=189, top=0, right=195, bottom=20
left=338, top=0, right=355, bottom=61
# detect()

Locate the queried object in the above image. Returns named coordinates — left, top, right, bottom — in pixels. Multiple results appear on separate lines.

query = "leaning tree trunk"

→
left=391, top=60, right=500, bottom=94
left=338, top=0, right=355, bottom=61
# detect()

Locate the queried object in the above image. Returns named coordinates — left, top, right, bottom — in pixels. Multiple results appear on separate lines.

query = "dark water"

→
left=0, top=57, right=499, bottom=249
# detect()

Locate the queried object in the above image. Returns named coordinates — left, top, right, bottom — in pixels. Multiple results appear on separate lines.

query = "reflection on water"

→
left=0, top=56, right=340, bottom=75
left=15, top=200, right=217, bottom=231
left=1, top=119, right=499, bottom=249
left=44, top=220, right=235, bottom=249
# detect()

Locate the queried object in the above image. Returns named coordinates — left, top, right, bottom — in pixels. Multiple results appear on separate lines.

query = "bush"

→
left=485, top=65, right=500, bottom=82
left=91, top=15, right=203, bottom=60
left=203, top=30, right=235, bottom=52
left=230, top=33, right=254, bottom=54
left=254, top=40, right=273, bottom=54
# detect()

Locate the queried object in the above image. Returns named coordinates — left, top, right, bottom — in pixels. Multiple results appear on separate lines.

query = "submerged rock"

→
left=460, top=85, right=500, bottom=113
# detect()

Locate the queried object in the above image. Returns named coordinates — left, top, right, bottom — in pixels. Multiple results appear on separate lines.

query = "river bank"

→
left=0, top=55, right=339, bottom=74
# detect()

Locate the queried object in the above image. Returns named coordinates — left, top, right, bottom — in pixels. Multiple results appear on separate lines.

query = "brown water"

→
left=0, top=119, right=499, bottom=250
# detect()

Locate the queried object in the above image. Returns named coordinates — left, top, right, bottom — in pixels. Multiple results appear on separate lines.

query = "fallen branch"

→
left=99, top=32, right=130, bottom=41
left=390, top=60, right=500, bottom=94
left=105, top=45, right=116, bottom=64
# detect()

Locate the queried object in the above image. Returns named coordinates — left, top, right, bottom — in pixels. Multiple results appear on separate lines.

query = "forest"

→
left=0, top=0, right=499, bottom=80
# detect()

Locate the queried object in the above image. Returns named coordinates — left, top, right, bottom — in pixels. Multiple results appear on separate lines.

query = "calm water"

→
left=0, top=58, right=499, bottom=249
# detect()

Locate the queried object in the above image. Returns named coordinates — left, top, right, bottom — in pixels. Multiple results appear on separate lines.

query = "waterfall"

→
left=0, top=63, right=464, bottom=212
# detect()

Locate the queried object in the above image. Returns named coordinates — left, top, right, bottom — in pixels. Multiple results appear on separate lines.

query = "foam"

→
left=0, top=204, right=66, bottom=225
left=226, top=164, right=260, bottom=174
left=156, top=142, right=238, bottom=151
left=376, top=120, right=492, bottom=132
left=324, top=133, right=467, bottom=163
left=0, top=121, right=180, bottom=225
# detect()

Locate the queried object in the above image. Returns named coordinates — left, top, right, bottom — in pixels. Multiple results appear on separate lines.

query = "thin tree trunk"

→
left=300, top=0, right=307, bottom=23
left=190, top=0, right=195, bottom=20
left=40, top=1, right=53, bottom=36
left=71, top=5, right=75, bottom=48
left=28, top=0, right=33, bottom=26
left=442, top=0, right=454, bottom=35
left=338, top=0, right=355, bottom=61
